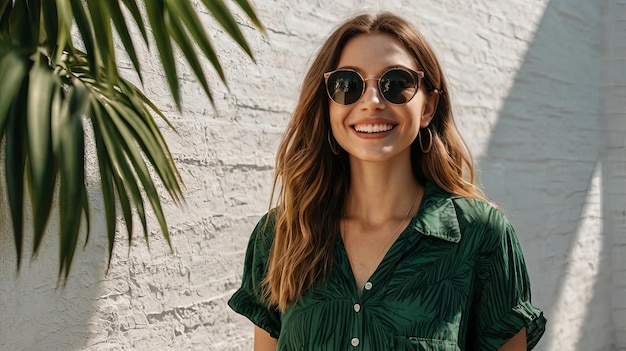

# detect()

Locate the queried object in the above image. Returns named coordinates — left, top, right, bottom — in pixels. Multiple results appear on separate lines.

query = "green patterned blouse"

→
left=229, top=182, right=546, bottom=350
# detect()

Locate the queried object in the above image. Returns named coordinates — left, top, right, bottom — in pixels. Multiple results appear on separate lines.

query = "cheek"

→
left=405, top=98, right=429, bottom=127
left=394, top=105, right=423, bottom=126
left=329, top=104, right=349, bottom=127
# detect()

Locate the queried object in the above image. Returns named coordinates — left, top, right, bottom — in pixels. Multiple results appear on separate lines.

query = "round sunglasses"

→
left=323, top=67, right=424, bottom=105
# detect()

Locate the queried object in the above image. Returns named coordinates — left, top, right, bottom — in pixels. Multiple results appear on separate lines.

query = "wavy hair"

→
left=264, top=12, right=485, bottom=311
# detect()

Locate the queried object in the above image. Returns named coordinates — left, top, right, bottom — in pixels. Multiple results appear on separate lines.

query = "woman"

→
left=229, top=12, right=546, bottom=350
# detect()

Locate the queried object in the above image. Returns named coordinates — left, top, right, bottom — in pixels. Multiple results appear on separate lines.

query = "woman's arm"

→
left=254, top=325, right=278, bottom=351
left=498, top=328, right=526, bottom=351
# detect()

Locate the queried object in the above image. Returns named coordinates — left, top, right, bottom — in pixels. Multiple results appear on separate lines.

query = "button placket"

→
left=350, top=295, right=363, bottom=349
left=348, top=282, right=372, bottom=348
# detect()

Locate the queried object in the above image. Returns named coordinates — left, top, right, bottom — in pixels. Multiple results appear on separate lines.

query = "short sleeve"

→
left=228, top=213, right=282, bottom=338
left=469, top=210, right=546, bottom=350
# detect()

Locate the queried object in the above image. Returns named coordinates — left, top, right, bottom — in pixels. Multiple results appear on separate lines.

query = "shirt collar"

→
left=410, top=182, right=462, bottom=243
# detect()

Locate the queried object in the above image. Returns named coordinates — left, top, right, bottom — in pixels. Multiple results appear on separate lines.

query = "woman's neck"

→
left=345, top=156, right=423, bottom=226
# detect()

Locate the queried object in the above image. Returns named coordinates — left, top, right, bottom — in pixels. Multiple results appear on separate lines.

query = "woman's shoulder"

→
left=449, top=194, right=516, bottom=251
left=238, top=210, right=278, bottom=274
left=426, top=183, right=512, bottom=238
left=249, top=209, right=278, bottom=247
left=452, top=196, right=503, bottom=220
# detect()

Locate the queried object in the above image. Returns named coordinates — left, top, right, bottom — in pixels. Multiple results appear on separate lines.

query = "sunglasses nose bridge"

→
left=361, top=76, right=380, bottom=88
left=361, top=77, right=385, bottom=103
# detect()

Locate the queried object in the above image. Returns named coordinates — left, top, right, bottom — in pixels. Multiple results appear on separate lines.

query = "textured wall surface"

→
left=0, top=0, right=624, bottom=350
left=605, top=1, right=626, bottom=349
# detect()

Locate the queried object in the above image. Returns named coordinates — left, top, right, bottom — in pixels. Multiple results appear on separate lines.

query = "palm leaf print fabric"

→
left=228, top=182, right=546, bottom=350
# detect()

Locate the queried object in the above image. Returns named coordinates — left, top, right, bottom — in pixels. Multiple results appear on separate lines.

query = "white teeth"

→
left=354, top=124, right=394, bottom=133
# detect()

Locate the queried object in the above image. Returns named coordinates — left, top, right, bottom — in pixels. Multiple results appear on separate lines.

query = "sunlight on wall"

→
left=545, top=163, right=604, bottom=350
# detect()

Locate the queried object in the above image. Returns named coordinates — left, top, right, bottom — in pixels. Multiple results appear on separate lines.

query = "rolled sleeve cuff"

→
left=228, top=287, right=281, bottom=339
left=477, top=301, right=547, bottom=350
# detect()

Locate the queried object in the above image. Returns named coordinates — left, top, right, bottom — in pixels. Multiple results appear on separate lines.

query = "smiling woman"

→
left=228, top=12, right=546, bottom=351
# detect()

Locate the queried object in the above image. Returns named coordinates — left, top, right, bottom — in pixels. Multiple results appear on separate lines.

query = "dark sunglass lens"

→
left=327, top=70, right=363, bottom=105
left=379, top=69, right=418, bottom=104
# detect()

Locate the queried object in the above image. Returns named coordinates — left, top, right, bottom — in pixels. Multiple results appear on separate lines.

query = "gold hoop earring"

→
left=418, top=128, right=433, bottom=153
left=328, top=130, right=340, bottom=155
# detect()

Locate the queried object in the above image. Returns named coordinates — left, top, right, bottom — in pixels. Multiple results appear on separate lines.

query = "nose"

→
left=360, top=78, right=385, bottom=109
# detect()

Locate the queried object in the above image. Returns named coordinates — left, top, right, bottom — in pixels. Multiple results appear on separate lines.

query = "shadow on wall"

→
left=478, top=0, right=613, bottom=350
left=0, top=195, right=109, bottom=351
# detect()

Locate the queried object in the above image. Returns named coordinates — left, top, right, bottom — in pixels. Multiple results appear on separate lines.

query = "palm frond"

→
left=144, top=0, right=180, bottom=108
left=26, top=55, right=60, bottom=254
left=197, top=0, right=256, bottom=61
left=4, top=66, right=28, bottom=268
left=105, top=0, right=143, bottom=82
left=54, top=79, right=89, bottom=278
left=0, top=0, right=264, bottom=277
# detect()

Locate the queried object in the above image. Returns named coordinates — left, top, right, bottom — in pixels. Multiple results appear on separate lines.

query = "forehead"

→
left=336, top=33, right=418, bottom=74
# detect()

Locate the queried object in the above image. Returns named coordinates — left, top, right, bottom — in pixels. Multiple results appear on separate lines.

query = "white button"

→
left=351, top=337, right=360, bottom=347
left=364, top=281, right=373, bottom=290
left=353, top=303, right=361, bottom=312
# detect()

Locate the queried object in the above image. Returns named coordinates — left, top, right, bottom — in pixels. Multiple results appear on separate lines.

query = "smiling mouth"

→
left=353, top=123, right=395, bottom=134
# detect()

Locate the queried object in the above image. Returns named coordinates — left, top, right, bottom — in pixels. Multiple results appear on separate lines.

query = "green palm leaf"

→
left=54, top=79, right=89, bottom=277
left=4, top=73, right=28, bottom=267
left=0, top=0, right=264, bottom=278
left=105, top=0, right=143, bottom=82
left=197, top=0, right=256, bottom=60
left=0, top=51, right=27, bottom=133
left=26, top=55, right=59, bottom=254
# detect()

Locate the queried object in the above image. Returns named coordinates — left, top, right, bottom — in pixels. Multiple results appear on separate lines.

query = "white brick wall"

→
left=604, top=1, right=626, bottom=349
left=0, top=0, right=623, bottom=350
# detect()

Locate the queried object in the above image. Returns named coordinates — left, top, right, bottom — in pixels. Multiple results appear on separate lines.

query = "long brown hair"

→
left=264, top=12, right=484, bottom=311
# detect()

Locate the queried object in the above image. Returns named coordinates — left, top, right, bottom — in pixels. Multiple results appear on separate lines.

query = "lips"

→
left=353, top=123, right=395, bottom=134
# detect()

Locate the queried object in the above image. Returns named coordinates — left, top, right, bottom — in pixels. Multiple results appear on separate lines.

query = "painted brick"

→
left=0, top=0, right=624, bottom=350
